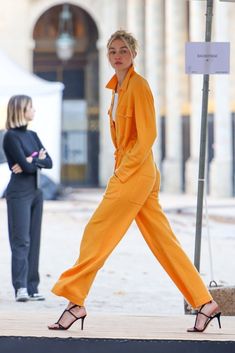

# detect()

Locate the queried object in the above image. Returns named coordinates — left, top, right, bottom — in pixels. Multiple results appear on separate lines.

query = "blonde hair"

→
left=107, top=30, right=138, bottom=59
left=6, top=95, right=32, bottom=129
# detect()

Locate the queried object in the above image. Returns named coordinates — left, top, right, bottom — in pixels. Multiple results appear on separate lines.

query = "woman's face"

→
left=24, top=102, right=35, bottom=122
left=108, top=39, right=133, bottom=72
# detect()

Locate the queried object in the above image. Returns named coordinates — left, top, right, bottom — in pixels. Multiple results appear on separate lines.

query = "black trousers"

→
left=6, top=189, right=43, bottom=295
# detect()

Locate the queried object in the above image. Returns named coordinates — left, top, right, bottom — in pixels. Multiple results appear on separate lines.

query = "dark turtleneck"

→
left=3, top=126, right=52, bottom=194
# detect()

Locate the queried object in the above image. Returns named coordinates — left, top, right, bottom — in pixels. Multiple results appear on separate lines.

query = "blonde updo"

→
left=107, top=30, right=138, bottom=59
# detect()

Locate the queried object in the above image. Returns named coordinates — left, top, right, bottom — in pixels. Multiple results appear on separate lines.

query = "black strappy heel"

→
left=187, top=303, right=221, bottom=332
left=48, top=304, right=87, bottom=330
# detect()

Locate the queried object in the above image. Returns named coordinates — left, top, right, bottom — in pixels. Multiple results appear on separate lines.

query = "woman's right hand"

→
left=12, top=164, right=23, bottom=174
left=38, top=148, right=47, bottom=160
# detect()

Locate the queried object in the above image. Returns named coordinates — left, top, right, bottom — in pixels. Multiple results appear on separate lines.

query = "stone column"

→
left=210, top=1, right=233, bottom=196
left=98, top=3, right=119, bottom=187
left=185, top=1, right=205, bottom=194
left=127, top=0, right=145, bottom=75
left=229, top=3, right=235, bottom=112
left=0, top=0, right=32, bottom=69
left=117, top=0, right=127, bottom=28
left=229, top=4, right=235, bottom=196
left=162, top=0, right=188, bottom=192
left=98, top=38, right=116, bottom=186
left=145, top=0, right=165, bottom=167
left=85, top=51, right=99, bottom=186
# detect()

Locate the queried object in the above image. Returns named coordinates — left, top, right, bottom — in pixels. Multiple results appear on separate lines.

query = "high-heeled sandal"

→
left=48, top=304, right=87, bottom=330
left=187, top=303, right=221, bottom=332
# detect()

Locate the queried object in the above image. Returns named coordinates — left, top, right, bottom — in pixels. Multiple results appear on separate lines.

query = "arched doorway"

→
left=33, top=4, right=99, bottom=186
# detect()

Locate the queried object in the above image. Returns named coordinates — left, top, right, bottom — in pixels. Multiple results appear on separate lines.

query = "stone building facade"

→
left=0, top=0, right=234, bottom=196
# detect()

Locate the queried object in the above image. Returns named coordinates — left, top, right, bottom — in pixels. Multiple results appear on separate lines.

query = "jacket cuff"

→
left=32, top=157, right=44, bottom=168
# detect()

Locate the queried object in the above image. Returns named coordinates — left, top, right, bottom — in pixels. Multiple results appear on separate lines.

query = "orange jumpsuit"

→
left=52, top=65, right=212, bottom=308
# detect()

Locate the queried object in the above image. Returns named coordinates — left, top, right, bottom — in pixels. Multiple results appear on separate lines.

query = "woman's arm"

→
left=3, top=132, right=38, bottom=174
left=115, top=79, right=157, bottom=182
left=31, top=132, right=53, bottom=169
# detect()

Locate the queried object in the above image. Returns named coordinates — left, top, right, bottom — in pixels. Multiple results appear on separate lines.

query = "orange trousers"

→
left=52, top=158, right=212, bottom=308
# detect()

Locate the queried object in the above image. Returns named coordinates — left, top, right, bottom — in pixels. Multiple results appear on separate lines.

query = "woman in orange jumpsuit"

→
left=49, top=30, right=221, bottom=333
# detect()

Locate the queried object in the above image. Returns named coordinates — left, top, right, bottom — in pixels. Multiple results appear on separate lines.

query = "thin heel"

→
left=216, top=312, right=222, bottom=329
left=81, top=316, right=86, bottom=330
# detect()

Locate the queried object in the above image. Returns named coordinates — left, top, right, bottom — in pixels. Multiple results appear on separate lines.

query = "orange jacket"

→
left=106, top=65, right=157, bottom=183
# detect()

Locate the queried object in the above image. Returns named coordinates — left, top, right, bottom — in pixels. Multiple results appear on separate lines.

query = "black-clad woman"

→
left=3, top=95, right=52, bottom=302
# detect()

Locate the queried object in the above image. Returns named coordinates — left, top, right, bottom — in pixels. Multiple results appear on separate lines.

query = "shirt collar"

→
left=105, top=65, right=135, bottom=92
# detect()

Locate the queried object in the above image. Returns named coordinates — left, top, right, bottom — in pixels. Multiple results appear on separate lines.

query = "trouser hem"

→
left=51, top=288, right=84, bottom=307
left=190, top=294, right=213, bottom=309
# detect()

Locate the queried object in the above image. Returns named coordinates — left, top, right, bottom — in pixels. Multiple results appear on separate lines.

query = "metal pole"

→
left=194, top=0, right=213, bottom=271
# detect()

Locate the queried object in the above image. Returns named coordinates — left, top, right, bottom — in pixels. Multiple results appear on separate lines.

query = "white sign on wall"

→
left=185, top=42, right=230, bottom=74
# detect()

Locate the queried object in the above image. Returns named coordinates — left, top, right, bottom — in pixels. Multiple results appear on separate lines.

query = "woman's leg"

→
left=27, top=189, right=43, bottom=296
left=49, top=173, right=155, bottom=329
left=7, top=196, right=31, bottom=295
left=135, top=177, right=212, bottom=309
left=51, top=197, right=140, bottom=305
left=135, top=179, right=219, bottom=330
left=52, top=174, right=156, bottom=306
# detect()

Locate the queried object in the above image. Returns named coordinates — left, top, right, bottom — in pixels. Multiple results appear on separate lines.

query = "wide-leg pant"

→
left=52, top=165, right=212, bottom=308
left=6, top=189, right=43, bottom=295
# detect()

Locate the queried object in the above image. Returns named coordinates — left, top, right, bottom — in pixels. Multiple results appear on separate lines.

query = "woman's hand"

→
left=39, top=148, right=47, bottom=160
left=26, top=156, right=33, bottom=163
left=12, top=164, right=23, bottom=174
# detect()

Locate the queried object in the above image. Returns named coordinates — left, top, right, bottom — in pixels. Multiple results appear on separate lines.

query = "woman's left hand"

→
left=26, top=156, right=33, bottom=163
left=38, top=148, right=47, bottom=160
left=12, top=163, right=23, bottom=174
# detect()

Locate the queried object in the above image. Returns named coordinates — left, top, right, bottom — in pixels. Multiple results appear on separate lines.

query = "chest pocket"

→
left=117, top=105, right=134, bottom=119
left=116, top=105, right=135, bottom=143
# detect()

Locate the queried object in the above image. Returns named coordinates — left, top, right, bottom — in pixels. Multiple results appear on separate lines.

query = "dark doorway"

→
left=33, top=4, right=99, bottom=186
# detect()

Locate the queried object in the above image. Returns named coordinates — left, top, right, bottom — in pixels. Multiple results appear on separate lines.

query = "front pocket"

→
left=117, top=113, right=132, bottom=119
left=103, top=175, right=121, bottom=199
left=129, top=175, right=155, bottom=205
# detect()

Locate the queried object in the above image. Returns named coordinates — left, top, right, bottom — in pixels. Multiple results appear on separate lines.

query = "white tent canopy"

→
left=0, top=51, right=63, bottom=95
left=0, top=50, right=64, bottom=196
